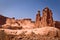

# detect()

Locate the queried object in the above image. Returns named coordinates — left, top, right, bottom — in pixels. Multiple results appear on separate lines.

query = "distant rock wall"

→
left=0, top=15, right=7, bottom=25
left=55, top=21, right=60, bottom=29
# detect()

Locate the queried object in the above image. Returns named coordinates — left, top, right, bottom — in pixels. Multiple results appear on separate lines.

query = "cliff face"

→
left=0, top=7, right=60, bottom=29
left=0, top=15, right=7, bottom=25
left=55, top=21, right=60, bottom=29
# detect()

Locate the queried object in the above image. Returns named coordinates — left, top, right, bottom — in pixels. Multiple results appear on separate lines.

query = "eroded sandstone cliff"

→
left=0, top=7, right=60, bottom=40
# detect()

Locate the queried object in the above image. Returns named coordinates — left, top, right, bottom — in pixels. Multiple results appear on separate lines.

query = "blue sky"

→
left=0, top=0, right=60, bottom=21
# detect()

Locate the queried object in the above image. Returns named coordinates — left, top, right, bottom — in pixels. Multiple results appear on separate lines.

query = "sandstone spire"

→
left=41, top=7, right=54, bottom=27
left=35, top=10, right=41, bottom=27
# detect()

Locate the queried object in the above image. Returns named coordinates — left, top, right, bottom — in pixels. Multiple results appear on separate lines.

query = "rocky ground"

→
left=0, top=27, right=60, bottom=40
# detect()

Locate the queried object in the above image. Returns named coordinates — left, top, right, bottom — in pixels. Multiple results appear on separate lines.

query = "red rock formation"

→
left=41, top=7, right=54, bottom=27
left=0, top=7, right=60, bottom=29
left=55, top=21, right=60, bottom=29
left=0, top=15, right=7, bottom=25
left=35, top=10, right=41, bottom=27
